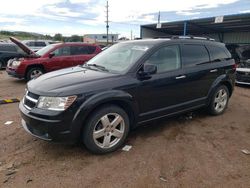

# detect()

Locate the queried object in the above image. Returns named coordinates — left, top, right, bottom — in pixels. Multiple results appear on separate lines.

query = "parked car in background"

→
left=6, top=37, right=102, bottom=81
left=226, top=44, right=240, bottom=64
left=0, top=43, right=25, bottom=69
left=22, top=40, right=57, bottom=52
left=19, top=37, right=236, bottom=154
left=235, top=45, right=250, bottom=85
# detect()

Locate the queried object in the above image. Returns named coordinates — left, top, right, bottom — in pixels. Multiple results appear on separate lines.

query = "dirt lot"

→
left=0, top=70, right=250, bottom=188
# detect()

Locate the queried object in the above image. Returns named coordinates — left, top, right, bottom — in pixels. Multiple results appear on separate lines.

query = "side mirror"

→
left=138, top=64, right=157, bottom=79
left=144, top=64, right=157, bottom=74
left=49, top=53, right=55, bottom=58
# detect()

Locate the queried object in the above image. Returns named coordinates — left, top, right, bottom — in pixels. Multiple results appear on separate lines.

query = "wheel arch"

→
left=25, top=64, right=45, bottom=79
left=70, top=90, right=139, bottom=141
left=207, top=75, right=234, bottom=105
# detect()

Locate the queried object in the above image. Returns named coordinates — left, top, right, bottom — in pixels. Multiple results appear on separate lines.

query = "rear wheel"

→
left=26, top=67, right=44, bottom=81
left=82, top=105, right=130, bottom=154
left=208, top=85, right=229, bottom=115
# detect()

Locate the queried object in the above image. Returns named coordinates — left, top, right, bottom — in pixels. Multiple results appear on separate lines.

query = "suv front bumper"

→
left=19, top=101, right=78, bottom=143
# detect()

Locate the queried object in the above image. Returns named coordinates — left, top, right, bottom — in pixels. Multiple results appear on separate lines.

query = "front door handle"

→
left=210, top=69, right=218, bottom=73
left=175, top=75, right=186, bottom=79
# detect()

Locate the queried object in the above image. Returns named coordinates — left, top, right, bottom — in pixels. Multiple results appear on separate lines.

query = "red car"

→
left=6, top=37, right=101, bottom=81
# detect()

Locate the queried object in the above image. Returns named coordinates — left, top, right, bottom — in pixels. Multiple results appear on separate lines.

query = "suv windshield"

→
left=86, top=42, right=153, bottom=73
left=36, top=44, right=58, bottom=56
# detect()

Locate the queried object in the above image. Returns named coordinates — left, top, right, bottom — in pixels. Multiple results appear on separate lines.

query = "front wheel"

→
left=82, top=105, right=130, bottom=154
left=208, top=85, right=229, bottom=115
left=26, top=67, right=44, bottom=81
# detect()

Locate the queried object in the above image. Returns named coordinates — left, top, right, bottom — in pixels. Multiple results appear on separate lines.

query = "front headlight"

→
left=37, top=96, right=77, bottom=111
left=12, top=60, right=21, bottom=68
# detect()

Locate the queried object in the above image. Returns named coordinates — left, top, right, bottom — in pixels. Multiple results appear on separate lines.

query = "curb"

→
left=0, top=99, right=20, bottom=105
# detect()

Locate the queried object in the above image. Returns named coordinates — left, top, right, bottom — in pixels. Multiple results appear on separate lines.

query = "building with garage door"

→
left=140, top=13, right=250, bottom=45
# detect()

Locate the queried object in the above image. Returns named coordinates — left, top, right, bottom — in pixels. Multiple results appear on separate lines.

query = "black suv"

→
left=19, top=37, right=236, bottom=154
left=0, top=43, right=25, bottom=69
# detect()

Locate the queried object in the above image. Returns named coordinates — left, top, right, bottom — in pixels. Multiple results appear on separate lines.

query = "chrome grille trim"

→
left=23, top=91, right=39, bottom=110
left=26, top=95, right=38, bottom=103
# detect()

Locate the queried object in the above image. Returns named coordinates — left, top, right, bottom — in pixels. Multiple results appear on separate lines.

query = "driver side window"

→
left=53, top=46, right=71, bottom=57
left=145, top=45, right=181, bottom=73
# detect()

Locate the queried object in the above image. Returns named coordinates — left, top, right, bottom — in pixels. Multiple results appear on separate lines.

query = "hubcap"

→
left=30, top=70, right=43, bottom=79
left=214, top=89, right=228, bottom=113
left=93, top=113, right=125, bottom=149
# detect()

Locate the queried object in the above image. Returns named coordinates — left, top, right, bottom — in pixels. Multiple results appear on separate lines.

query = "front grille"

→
left=27, top=92, right=39, bottom=100
left=23, top=91, right=39, bottom=110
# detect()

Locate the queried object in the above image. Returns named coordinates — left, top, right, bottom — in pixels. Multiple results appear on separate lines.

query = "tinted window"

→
left=145, top=45, right=181, bottom=73
left=0, top=45, right=17, bottom=52
left=182, top=44, right=209, bottom=67
left=35, top=42, right=46, bottom=47
left=207, top=45, right=230, bottom=62
left=71, top=46, right=96, bottom=55
left=26, top=41, right=35, bottom=47
left=53, top=46, right=71, bottom=56
left=88, top=46, right=96, bottom=54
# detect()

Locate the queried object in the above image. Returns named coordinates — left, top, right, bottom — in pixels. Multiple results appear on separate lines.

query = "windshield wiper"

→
left=84, top=64, right=109, bottom=72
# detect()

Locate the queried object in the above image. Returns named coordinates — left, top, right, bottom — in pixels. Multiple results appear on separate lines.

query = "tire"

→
left=26, top=67, right=44, bottom=81
left=82, top=105, right=130, bottom=154
left=208, top=85, right=229, bottom=115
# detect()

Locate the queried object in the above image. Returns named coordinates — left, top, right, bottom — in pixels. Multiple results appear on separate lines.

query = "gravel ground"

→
left=0, top=70, right=250, bottom=188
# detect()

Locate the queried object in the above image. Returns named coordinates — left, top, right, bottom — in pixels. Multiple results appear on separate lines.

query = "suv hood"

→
left=10, top=37, right=38, bottom=57
left=27, top=66, right=119, bottom=96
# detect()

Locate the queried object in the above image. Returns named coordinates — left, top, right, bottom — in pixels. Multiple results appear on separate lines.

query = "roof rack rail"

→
left=171, top=35, right=215, bottom=41
left=153, top=35, right=215, bottom=41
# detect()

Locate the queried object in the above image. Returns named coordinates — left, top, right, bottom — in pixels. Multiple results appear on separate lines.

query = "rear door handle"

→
left=210, top=69, right=218, bottom=73
left=175, top=75, right=186, bottom=80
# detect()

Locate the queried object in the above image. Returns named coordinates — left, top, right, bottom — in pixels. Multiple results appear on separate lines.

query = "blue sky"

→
left=0, top=0, right=249, bottom=38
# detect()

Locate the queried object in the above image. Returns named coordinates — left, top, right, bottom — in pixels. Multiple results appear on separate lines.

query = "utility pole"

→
left=106, top=1, right=109, bottom=45
left=130, top=30, right=133, bottom=40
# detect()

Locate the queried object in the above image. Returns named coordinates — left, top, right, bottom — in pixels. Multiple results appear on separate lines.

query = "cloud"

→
left=239, top=10, right=250, bottom=13
left=43, top=5, right=83, bottom=18
left=0, top=0, right=242, bottom=37
left=107, top=0, right=239, bottom=22
left=0, top=17, right=26, bottom=24
left=176, top=11, right=201, bottom=16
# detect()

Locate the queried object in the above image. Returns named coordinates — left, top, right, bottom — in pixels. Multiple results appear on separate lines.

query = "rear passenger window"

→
left=71, top=46, right=96, bottom=55
left=207, top=45, right=230, bottom=62
left=182, top=45, right=209, bottom=67
left=145, top=45, right=181, bottom=73
left=71, top=46, right=89, bottom=55
left=88, top=46, right=96, bottom=54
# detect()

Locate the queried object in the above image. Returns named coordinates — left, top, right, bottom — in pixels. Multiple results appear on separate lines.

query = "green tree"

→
left=68, top=35, right=83, bottom=42
left=53, top=33, right=63, bottom=41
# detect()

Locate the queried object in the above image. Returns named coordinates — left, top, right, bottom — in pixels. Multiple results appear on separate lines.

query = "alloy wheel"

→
left=93, top=113, right=125, bottom=149
left=30, top=69, right=43, bottom=79
left=214, top=88, right=228, bottom=113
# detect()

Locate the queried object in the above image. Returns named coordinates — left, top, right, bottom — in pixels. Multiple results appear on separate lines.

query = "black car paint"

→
left=19, top=39, right=235, bottom=143
left=0, top=45, right=25, bottom=68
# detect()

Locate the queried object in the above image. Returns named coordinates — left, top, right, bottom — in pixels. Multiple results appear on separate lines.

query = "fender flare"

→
left=207, top=74, right=234, bottom=105
left=70, top=90, right=139, bottom=140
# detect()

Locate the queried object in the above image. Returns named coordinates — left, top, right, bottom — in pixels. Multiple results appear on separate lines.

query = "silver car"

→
left=22, top=40, right=56, bottom=52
